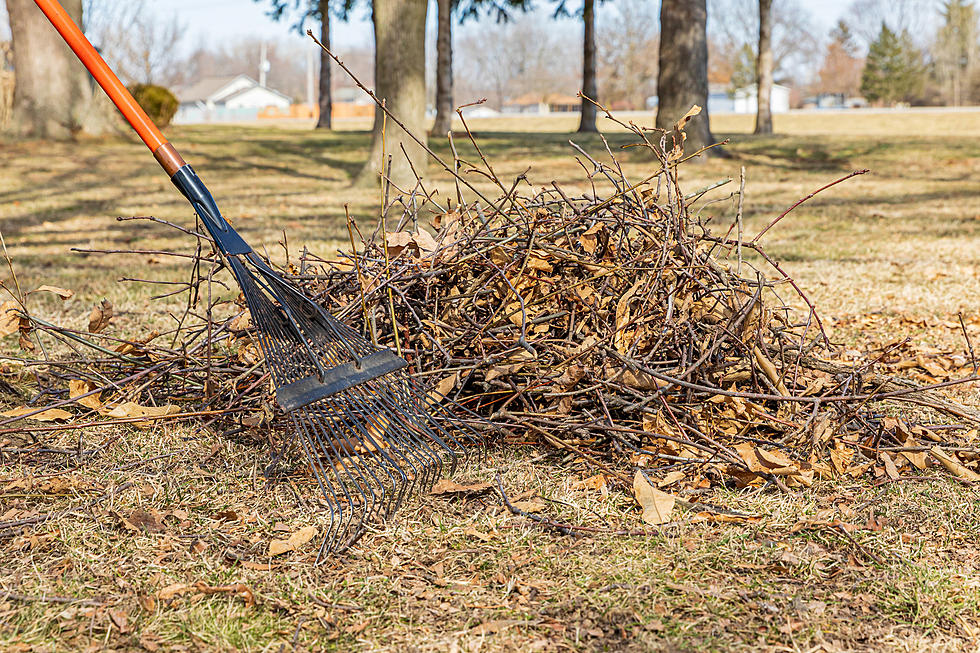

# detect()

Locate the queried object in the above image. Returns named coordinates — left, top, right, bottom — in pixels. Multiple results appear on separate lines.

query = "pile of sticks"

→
left=3, top=113, right=979, bottom=501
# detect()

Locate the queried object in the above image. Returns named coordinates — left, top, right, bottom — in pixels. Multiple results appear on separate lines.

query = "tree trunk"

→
left=354, top=0, right=428, bottom=189
left=430, top=0, right=453, bottom=137
left=6, top=0, right=116, bottom=139
left=577, top=0, right=598, bottom=133
left=315, top=0, right=332, bottom=129
left=655, top=0, right=713, bottom=154
left=754, top=0, right=774, bottom=135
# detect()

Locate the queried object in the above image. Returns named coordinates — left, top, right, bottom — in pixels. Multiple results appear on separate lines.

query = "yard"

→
left=1, top=109, right=979, bottom=651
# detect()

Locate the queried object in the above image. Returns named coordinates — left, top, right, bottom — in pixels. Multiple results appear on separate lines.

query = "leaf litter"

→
left=0, top=107, right=978, bottom=541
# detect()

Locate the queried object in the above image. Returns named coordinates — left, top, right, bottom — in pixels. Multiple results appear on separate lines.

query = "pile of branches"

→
left=2, top=112, right=980, bottom=504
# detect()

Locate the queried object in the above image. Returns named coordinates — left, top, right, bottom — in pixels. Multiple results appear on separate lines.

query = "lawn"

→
left=1, top=109, right=979, bottom=652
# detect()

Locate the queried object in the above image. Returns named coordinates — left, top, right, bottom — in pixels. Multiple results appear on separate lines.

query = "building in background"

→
left=173, top=74, right=291, bottom=123
left=707, top=83, right=792, bottom=114
left=502, top=93, right=582, bottom=115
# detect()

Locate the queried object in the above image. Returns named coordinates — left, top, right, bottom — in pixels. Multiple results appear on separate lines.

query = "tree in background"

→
left=354, top=0, right=428, bottom=188
left=596, top=0, right=658, bottom=110
left=455, top=18, right=578, bottom=111
left=431, top=0, right=529, bottom=137
left=656, top=0, right=714, bottom=154
left=812, top=21, right=864, bottom=97
left=709, top=0, right=819, bottom=90
left=842, top=0, right=929, bottom=49
left=553, top=0, right=604, bottom=133
left=5, top=0, right=116, bottom=139
left=860, top=23, right=925, bottom=105
left=934, top=0, right=979, bottom=105
left=263, top=0, right=358, bottom=129
left=84, top=0, right=185, bottom=86
left=754, top=0, right=773, bottom=134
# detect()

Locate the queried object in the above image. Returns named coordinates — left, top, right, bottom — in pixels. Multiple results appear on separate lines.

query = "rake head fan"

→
left=227, top=253, right=485, bottom=556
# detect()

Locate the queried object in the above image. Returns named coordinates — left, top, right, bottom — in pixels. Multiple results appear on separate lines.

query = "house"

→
left=173, top=74, right=292, bottom=124
left=707, top=83, right=792, bottom=115
left=502, top=93, right=582, bottom=115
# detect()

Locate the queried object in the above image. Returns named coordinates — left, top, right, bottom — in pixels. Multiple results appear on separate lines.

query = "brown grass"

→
left=1, top=109, right=979, bottom=651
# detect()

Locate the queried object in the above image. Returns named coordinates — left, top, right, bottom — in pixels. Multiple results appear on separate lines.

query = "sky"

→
left=2, top=0, right=856, bottom=51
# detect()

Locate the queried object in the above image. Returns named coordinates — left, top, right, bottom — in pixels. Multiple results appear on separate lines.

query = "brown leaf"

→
left=880, top=452, right=900, bottom=480
left=30, top=285, right=74, bottom=300
left=0, top=301, right=20, bottom=336
left=1, top=406, right=72, bottom=422
left=269, top=525, right=318, bottom=556
left=429, top=478, right=492, bottom=495
left=69, top=379, right=102, bottom=410
left=930, top=446, right=980, bottom=482
left=88, top=299, right=113, bottom=333
left=104, top=402, right=179, bottom=420
left=511, top=499, right=547, bottom=513
left=228, top=310, right=252, bottom=332
left=122, top=509, right=166, bottom=533
left=108, top=608, right=130, bottom=633
left=633, top=470, right=675, bottom=525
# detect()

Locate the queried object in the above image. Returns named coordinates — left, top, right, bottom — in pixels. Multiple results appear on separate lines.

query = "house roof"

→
left=174, top=74, right=291, bottom=105
left=222, top=84, right=292, bottom=104
left=174, top=75, right=248, bottom=103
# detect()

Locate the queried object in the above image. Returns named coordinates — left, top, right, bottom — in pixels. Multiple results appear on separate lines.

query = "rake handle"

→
left=34, top=0, right=251, bottom=255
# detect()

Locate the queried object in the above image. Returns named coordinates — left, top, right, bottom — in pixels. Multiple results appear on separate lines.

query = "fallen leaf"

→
left=511, top=499, right=547, bottom=513
left=931, top=446, right=980, bottom=482
left=633, top=470, right=675, bottom=525
left=108, top=608, right=130, bottom=633
left=104, top=402, right=179, bottom=420
left=88, top=299, right=113, bottom=333
left=0, top=301, right=20, bottom=336
left=122, top=509, right=166, bottom=533
left=269, top=525, right=318, bottom=556
left=658, top=471, right=686, bottom=487
left=880, top=452, right=900, bottom=480
left=429, top=478, right=492, bottom=495
left=69, top=379, right=102, bottom=409
left=31, top=285, right=74, bottom=300
left=1, top=406, right=72, bottom=422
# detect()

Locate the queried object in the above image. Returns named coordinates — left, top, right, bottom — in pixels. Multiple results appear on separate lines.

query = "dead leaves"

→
left=0, top=300, right=20, bottom=336
left=104, top=402, right=179, bottom=420
left=429, top=478, right=492, bottom=496
left=1, top=405, right=72, bottom=421
left=633, top=470, right=675, bottom=525
left=88, top=299, right=113, bottom=333
left=268, top=525, right=318, bottom=556
left=156, top=582, right=255, bottom=607
left=69, top=379, right=102, bottom=409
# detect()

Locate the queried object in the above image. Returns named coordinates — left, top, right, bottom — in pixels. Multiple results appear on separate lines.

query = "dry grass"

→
left=1, top=109, right=980, bottom=651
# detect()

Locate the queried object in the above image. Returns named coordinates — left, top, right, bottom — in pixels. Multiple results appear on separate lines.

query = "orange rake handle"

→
left=33, top=0, right=186, bottom=175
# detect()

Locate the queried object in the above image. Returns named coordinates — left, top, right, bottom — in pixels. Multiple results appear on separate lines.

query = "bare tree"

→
left=597, top=0, right=658, bottom=110
left=842, top=0, right=932, bottom=49
left=262, top=0, right=342, bottom=129
left=656, top=0, right=714, bottom=154
left=431, top=0, right=453, bottom=136
left=84, top=0, right=185, bottom=86
left=6, top=0, right=116, bottom=139
left=456, top=17, right=578, bottom=111
left=578, top=0, right=597, bottom=132
left=709, top=0, right=819, bottom=86
left=754, top=0, right=773, bottom=134
left=354, top=0, right=428, bottom=188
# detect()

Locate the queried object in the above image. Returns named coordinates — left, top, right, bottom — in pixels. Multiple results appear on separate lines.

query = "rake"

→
left=36, top=0, right=483, bottom=555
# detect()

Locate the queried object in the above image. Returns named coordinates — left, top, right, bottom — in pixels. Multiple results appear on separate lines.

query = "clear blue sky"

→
left=2, top=1, right=855, bottom=50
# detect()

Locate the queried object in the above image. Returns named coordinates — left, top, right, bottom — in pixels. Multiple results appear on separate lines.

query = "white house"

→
left=708, top=83, right=792, bottom=115
left=173, top=74, right=292, bottom=124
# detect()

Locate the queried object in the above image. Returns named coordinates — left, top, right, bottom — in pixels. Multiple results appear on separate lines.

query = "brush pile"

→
left=2, top=113, right=980, bottom=516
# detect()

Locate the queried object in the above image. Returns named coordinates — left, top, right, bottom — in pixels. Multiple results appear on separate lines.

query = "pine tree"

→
left=860, top=23, right=925, bottom=105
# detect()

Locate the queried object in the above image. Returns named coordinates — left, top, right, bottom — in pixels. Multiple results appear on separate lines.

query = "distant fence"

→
left=0, top=72, right=13, bottom=131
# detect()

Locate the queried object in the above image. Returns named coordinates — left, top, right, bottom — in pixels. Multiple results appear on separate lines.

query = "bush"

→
left=129, top=84, right=178, bottom=128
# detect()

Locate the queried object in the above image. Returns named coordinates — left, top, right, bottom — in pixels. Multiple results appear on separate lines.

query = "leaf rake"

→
left=36, top=0, right=483, bottom=557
